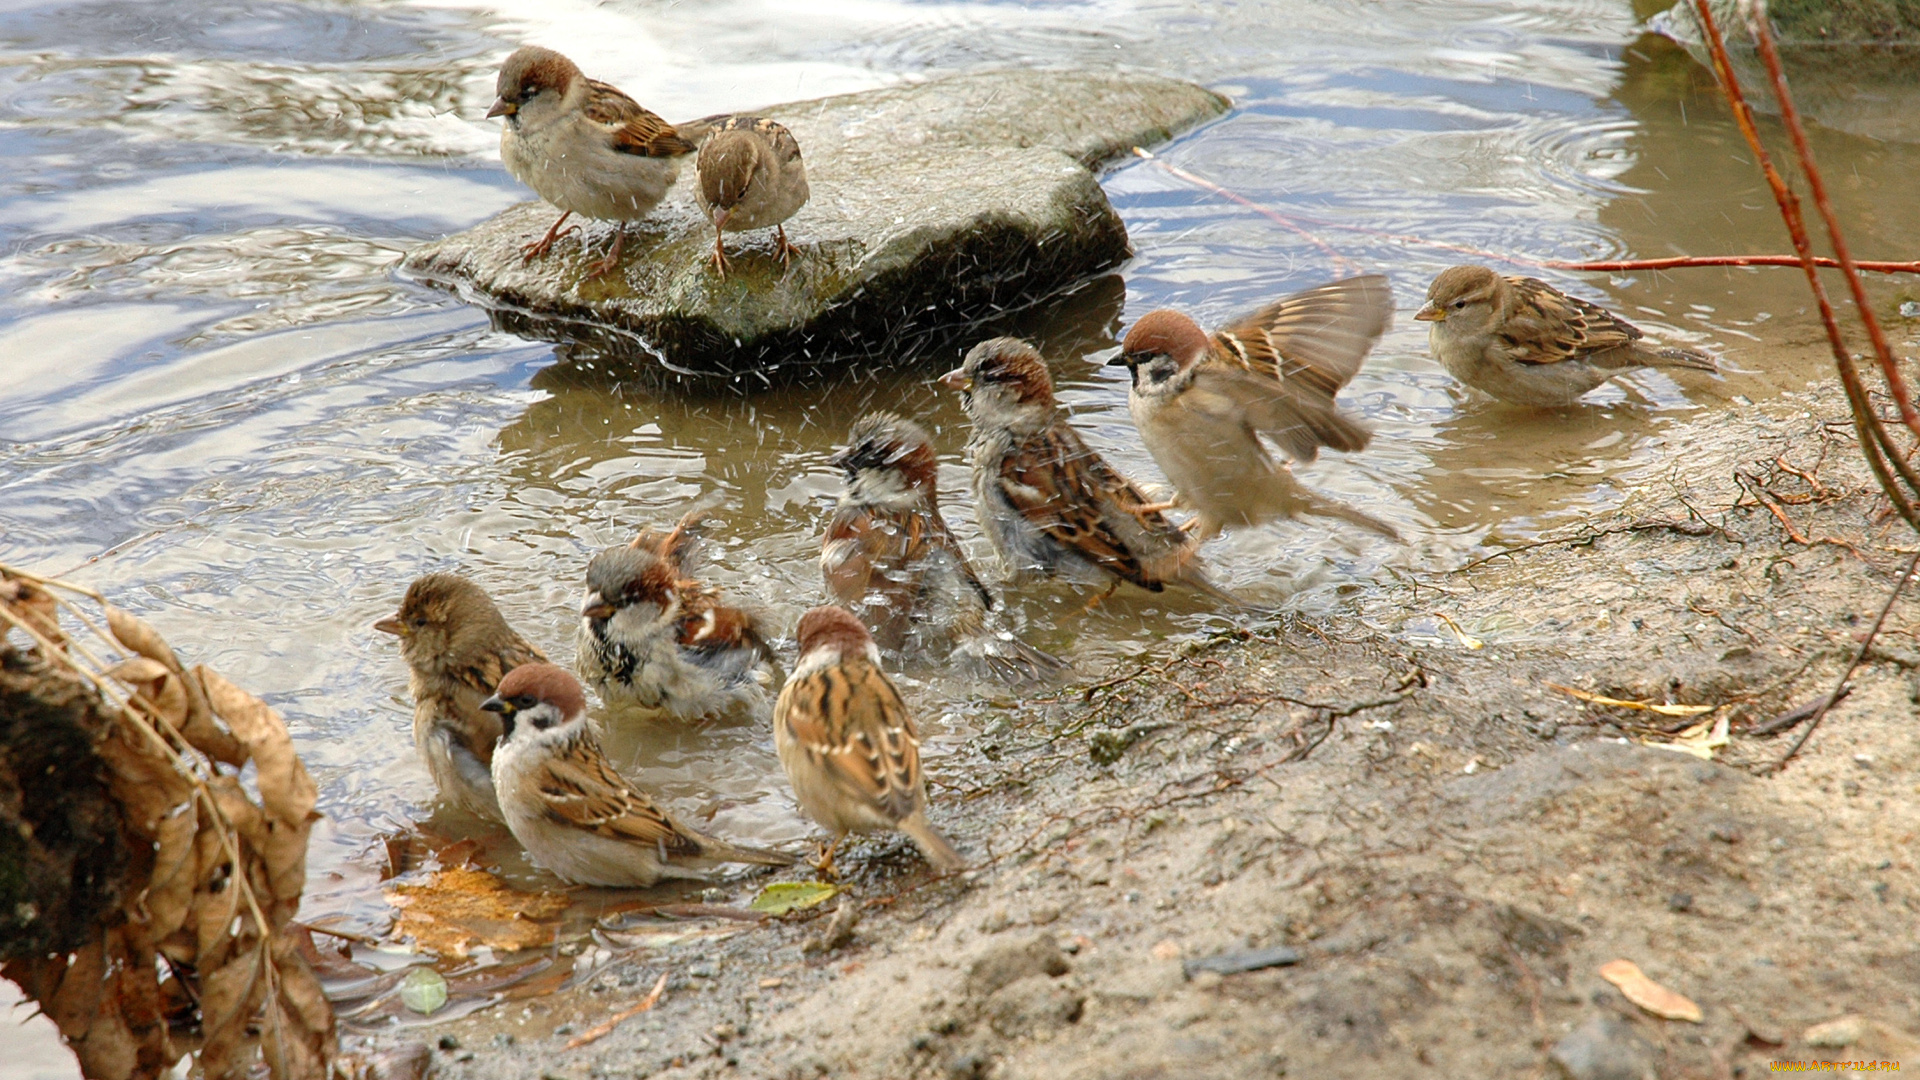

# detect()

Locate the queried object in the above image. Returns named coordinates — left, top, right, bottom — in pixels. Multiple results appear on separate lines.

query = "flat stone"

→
left=402, top=70, right=1228, bottom=384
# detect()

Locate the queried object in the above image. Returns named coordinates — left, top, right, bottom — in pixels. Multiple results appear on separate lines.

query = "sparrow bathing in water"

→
left=821, top=412, right=1064, bottom=683
left=774, top=606, right=964, bottom=873
left=576, top=511, right=780, bottom=724
left=484, top=663, right=793, bottom=886
left=696, top=115, right=809, bottom=276
left=1112, top=276, right=1400, bottom=543
left=488, top=45, right=705, bottom=278
left=943, top=337, right=1245, bottom=608
left=1416, top=265, right=1717, bottom=407
left=375, top=573, right=548, bottom=822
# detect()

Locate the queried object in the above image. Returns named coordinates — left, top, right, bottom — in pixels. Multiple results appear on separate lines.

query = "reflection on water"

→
left=3, top=0, right=1916, bottom=1044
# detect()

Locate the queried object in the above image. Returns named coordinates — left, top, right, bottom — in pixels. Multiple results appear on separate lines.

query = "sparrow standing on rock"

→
left=576, top=512, right=780, bottom=724
left=696, top=115, right=808, bottom=276
left=774, top=606, right=964, bottom=873
left=1416, top=265, right=1718, bottom=407
left=1112, top=276, right=1400, bottom=543
left=943, top=337, right=1243, bottom=606
left=488, top=45, right=704, bottom=278
left=484, top=663, right=794, bottom=886
left=375, top=573, right=548, bottom=821
left=822, top=412, right=1064, bottom=683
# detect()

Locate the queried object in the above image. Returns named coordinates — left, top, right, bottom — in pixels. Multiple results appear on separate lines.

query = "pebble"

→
left=1666, top=893, right=1693, bottom=913
left=1549, top=1014, right=1658, bottom=1080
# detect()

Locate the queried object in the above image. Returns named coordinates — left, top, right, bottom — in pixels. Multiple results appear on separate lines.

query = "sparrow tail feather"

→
left=1646, top=346, right=1717, bottom=373
left=953, top=633, right=1069, bottom=687
left=900, top=812, right=965, bottom=871
left=700, top=837, right=797, bottom=868
left=1299, top=492, right=1402, bottom=542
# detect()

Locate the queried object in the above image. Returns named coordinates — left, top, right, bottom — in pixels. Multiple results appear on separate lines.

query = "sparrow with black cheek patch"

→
left=576, top=512, right=780, bottom=724
left=1112, top=276, right=1400, bottom=543
left=1416, top=265, right=1717, bottom=407
left=375, top=573, right=548, bottom=822
left=942, top=337, right=1246, bottom=607
left=488, top=45, right=706, bottom=278
left=484, top=663, right=794, bottom=886
left=822, top=412, right=1065, bottom=684
left=696, top=115, right=808, bottom=276
left=773, top=606, right=963, bottom=873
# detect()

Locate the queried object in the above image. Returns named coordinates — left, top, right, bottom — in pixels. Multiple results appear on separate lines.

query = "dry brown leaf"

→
left=1, top=575, right=67, bottom=653
left=105, top=604, right=183, bottom=672
left=45, top=937, right=106, bottom=1039
left=1547, top=683, right=1716, bottom=717
left=200, top=666, right=317, bottom=827
left=386, top=866, right=572, bottom=958
left=1599, top=959, right=1703, bottom=1022
left=144, top=802, right=202, bottom=943
left=107, top=655, right=172, bottom=686
left=201, top=946, right=270, bottom=1079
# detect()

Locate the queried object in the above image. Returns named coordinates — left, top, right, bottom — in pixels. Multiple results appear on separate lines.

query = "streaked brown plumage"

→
left=943, top=337, right=1246, bottom=605
left=1114, top=276, right=1399, bottom=542
left=485, top=663, right=793, bottom=886
left=695, top=114, right=809, bottom=276
left=773, top=606, right=963, bottom=871
left=375, top=573, right=548, bottom=821
left=1417, top=265, right=1717, bottom=406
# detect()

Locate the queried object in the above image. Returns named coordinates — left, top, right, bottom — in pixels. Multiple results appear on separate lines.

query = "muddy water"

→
left=3, top=0, right=1918, bottom=1030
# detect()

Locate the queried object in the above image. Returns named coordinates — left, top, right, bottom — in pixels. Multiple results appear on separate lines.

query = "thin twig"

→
left=1770, top=548, right=1920, bottom=770
left=563, top=971, right=669, bottom=1050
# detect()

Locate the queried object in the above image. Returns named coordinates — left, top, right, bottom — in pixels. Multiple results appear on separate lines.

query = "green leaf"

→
left=749, top=881, right=839, bottom=915
left=399, top=966, right=448, bottom=1015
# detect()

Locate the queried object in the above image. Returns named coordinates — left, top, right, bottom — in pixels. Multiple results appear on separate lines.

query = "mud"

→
left=363, top=375, right=1920, bottom=1078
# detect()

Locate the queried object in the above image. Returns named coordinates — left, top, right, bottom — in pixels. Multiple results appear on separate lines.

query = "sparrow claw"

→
left=584, top=227, right=627, bottom=280
left=1075, top=580, right=1122, bottom=617
left=774, top=224, right=800, bottom=266
left=521, top=211, right=577, bottom=264
left=710, top=231, right=731, bottom=278
left=811, top=837, right=840, bottom=880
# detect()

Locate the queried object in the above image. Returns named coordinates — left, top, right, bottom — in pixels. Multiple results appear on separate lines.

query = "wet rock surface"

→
left=403, top=70, right=1228, bottom=384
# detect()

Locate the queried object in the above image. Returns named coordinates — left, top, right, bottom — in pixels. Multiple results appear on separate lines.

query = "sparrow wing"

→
left=583, top=81, right=697, bottom=158
left=1202, top=275, right=1390, bottom=460
left=779, top=659, right=923, bottom=824
left=531, top=731, right=707, bottom=856
left=997, top=423, right=1192, bottom=592
left=438, top=635, right=550, bottom=761
left=1499, top=276, right=1642, bottom=365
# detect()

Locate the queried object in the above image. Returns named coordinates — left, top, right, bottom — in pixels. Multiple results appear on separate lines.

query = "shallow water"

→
left=4, top=0, right=1919, bottom=1030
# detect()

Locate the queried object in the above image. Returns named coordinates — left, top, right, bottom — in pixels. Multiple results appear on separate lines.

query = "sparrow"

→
left=1112, top=276, right=1400, bottom=543
left=1415, top=265, right=1718, bottom=407
left=483, top=663, right=794, bottom=886
left=695, top=115, right=809, bottom=276
left=773, top=606, right=963, bottom=872
left=576, top=511, right=780, bottom=724
left=375, top=573, right=548, bottom=822
left=488, top=45, right=705, bottom=279
left=941, top=337, right=1244, bottom=606
left=821, top=412, right=1065, bottom=683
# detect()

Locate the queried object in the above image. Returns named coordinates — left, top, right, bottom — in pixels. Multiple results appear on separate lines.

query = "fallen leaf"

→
left=1804, top=1014, right=1920, bottom=1059
left=199, top=666, right=317, bottom=827
left=1599, top=959, right=1703, bottom=1022
left=398, top=967, right=448, bottom=1015
left=749, top=881, right=839, bottom=916
left=386, top=866, right=571, bottom=958
left=1547, top=683, right=1716, bottom=717
left=1645, top=714, right=1731, bottom=760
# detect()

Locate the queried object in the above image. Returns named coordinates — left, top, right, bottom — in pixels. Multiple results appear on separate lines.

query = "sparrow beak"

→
left=1413, top=302, right=1444, bottom=323
left=1106, top=350, right=1137, bottom=369
left=480, top=694, right=515, bottom=737
left=373, top=615, right=403, bottom=635
left=581, top=593, right=616, bottom=621
left=938, top=368, right=971, bottom=391
left=486, top=98, right=515, bottom=119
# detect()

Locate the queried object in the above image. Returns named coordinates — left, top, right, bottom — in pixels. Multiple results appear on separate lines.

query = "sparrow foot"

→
left=774, top=224, right=800, bottom=266
left=1076, top=580, right=1122, bottom=616
left=811, top=837, right=841, bottom=880
left=584, top=227, right=627, bottom=280
left=521, top=211, right=577, bottom=263
left=709, top=230, right=731, bottom=278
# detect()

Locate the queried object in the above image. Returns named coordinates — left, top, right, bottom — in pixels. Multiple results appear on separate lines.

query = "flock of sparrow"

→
left=369, top=46, right=1722, bottom=890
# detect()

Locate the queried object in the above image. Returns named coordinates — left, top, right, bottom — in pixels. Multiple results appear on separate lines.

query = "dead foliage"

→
left=0, top=563, right=335, bottom=1079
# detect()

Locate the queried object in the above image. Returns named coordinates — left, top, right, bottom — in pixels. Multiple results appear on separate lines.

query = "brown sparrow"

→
left=773, top=606, right=963, bottom=872
left=576, top=511, right=780, bottom=724
left=695, top=115, right=809, bottom=276
left=375, top=573, right=548, bottom=822
left=941, top=337, right=1244, bottom=606
left=483, top=663, right=794, bottom=886
left=1112, top=276, right=1400, bottom=543
left=1416, top=265, right=1717, bottom=407
left=821, top=412, right=1064, bottom=683
left=488, top=46, right=702, bottom=278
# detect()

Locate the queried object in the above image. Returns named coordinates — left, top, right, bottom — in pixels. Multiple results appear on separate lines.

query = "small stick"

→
left=1771, top=548, right=1920, bottom=770
left=1747, top=685, right=1852, bottom=736
left=564, top=971, right=669, bottom=1050
left=1132, top=147, right=1358, bottom=273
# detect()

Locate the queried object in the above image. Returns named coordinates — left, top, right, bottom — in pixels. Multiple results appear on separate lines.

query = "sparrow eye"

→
left=409, top=617, right=427, bottom=629
left=1451, top=299, right=1467, bottom=310
left=519, top=85, right=538, bottom=102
